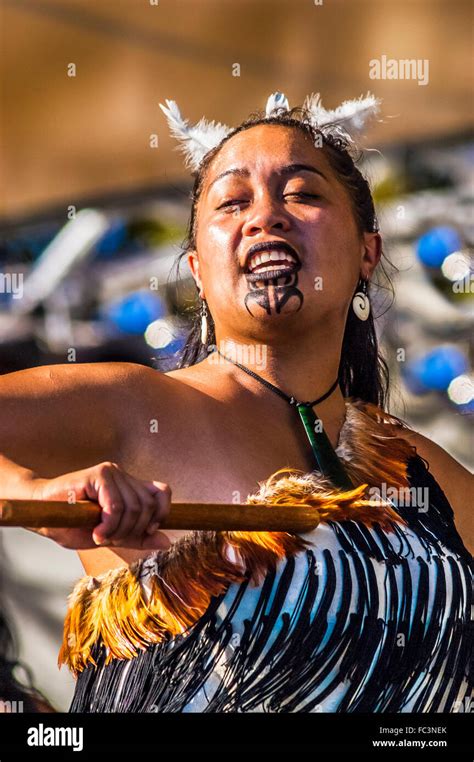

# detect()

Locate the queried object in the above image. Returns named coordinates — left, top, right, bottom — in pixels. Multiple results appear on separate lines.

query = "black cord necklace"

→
left=215, top=347, right=353, bottom=490
left=217, top=349, right=339, bottom=408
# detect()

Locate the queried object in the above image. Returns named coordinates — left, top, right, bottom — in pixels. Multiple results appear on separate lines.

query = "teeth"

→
left=247, top=250, right=298, bottom=272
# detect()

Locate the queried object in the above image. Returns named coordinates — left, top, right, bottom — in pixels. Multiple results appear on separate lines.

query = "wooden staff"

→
left=0, top=498, right=320, bottom=532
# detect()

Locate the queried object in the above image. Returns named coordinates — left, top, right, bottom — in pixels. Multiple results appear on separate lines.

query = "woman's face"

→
left=188, top=124, right=380, bottom=343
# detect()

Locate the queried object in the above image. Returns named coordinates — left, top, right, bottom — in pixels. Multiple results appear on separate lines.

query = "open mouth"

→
left=244, top=247, right=301, bottom=287
left=245, top=264, right=301, bottom=287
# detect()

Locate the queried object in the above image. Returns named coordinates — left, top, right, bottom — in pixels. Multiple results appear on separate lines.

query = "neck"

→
left=205, top=329, right=348, bottom=433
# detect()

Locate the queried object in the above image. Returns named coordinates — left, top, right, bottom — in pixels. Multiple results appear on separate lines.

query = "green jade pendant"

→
left=296, top=403, right=354, bottom=491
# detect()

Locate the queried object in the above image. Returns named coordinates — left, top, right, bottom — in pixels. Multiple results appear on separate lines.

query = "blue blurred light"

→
left=96, top=219, right=127, bottom=257
left=403, top=346, right=469, bottom=393
left=416, top=226, right=462, bottom=268
left=105, top=290, right=165, bottom=335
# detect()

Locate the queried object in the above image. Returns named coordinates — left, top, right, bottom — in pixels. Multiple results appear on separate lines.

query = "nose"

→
left=241, top=192, right=291, bottom=237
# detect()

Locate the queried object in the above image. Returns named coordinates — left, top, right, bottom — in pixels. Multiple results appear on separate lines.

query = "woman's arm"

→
left=0, top=361, right=143, bottom=476
left=0, top=361, right=173, bottom=566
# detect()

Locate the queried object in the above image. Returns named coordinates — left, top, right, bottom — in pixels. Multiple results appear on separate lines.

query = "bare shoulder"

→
left=394, top=425, right=473, bottom=554
left=15, top=359, right=171, bottom=421
left=0, top=360, right=171, bottom=462
left=76, top=360, right=179, bottom=428
left=0, top=359, right=159, bottom=395
left=46, top=360, right=174, bottom=402
left=46, top=359, right=161, bottom=391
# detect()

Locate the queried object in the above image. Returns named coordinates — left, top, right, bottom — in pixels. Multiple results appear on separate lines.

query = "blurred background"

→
left=0, top=0, right=472, bottom=711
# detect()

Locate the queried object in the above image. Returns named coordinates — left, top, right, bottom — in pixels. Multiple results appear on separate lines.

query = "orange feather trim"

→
left=59, top=398, right=418, bottom=675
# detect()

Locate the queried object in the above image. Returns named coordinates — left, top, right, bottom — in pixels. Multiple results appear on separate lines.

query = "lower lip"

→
left=245, top=263, right=301, bottom=282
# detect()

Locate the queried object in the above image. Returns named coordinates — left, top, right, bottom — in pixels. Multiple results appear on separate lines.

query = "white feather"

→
left=301, top=92, right=327, bottom=123
left=303, top=91, right=381, bottom=135
left=160, top=90, right=382, bottom=172
left=265, top=91, right=290, bottom=117
left=159, top=99, right=231, bottom=172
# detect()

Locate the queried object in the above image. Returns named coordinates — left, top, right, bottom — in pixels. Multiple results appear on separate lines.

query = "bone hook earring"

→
left=200, top=299, right=209, bottom=344
left=352, top=278, right=371, bottom=321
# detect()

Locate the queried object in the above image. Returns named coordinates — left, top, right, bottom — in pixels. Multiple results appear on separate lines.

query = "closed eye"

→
left=217, top=199, right=246, bottom=210
left=285, top=192, right=321, bottom=201
left=217, top=192, right=320, bottom=211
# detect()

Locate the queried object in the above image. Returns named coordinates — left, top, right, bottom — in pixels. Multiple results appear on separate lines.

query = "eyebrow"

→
left=207, top=163, right=328, bottom=191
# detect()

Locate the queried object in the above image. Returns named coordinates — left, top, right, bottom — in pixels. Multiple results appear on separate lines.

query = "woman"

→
left=0, top=93, right=472, bottom=713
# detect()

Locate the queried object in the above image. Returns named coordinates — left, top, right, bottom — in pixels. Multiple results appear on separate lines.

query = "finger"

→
left=92, top=472, right=125, bottom=545
left=125, top=479, right=160, bottom=538
left=105, top=471, right=145, bottom=542
left=142, top=481, right=172, bottom=534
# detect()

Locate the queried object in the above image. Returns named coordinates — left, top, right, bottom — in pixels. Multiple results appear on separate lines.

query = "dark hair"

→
left=0, top=597, right=54, bottom=711
left=171, top=106, right=398, bottom=410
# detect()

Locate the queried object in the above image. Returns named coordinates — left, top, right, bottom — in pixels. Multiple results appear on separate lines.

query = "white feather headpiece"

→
left=159, top=90, right=381, bottom=172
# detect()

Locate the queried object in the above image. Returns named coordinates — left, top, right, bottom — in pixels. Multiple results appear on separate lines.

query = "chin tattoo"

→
left=244, top=271, right=304, bottom=316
